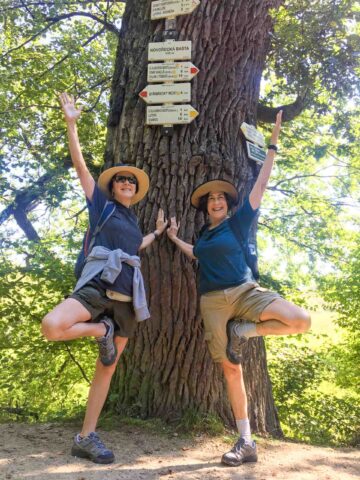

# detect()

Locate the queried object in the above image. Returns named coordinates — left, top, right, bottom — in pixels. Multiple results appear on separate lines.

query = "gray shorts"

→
left=69, top=281, right=137, bottom=338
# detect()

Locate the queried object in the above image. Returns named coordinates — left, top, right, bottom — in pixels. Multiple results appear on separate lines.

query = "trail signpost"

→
left=143, top=1, right=201, bottom=134
left=148, top=41, right=192, bottom=61
left=151, top=0, right=200, bottom=20
left=146, top=105, right=198, bottom=125
left=139, top=83, right=191, bottom=104
left=147, top=62, right=199, bottom=82
left=246, top=141, right=266, bottom=164
left=240, top=122, right=265, bottom=148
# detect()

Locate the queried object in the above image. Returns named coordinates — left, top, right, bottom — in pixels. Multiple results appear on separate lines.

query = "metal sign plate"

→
left=139, top=83, right=191, bottom=104
left=151, top=0, right=200, bottom=20
left=241, top=122, right=265, bottom=147
left=148, top=41, right=192, bottom=61
left=147, top=62, right=199, bottom=82
left=246, top=141, right=266, bottom=163
left=146, top=105, right=198, bottom=125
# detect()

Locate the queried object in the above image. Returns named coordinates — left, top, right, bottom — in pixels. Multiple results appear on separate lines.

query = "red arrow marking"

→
left=140, top=91, right=148, bottom=97
left=190, top=67, right=199, bottom=74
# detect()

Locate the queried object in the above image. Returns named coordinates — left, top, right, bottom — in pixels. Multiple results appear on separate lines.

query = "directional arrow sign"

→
left=146, top=105, right=198, bottom=125
left=246, top=141, right=266, bottom=164
left=151, top=0, right=200, bottom=20
left=241, top=122, right=265, bottom=147
left=148, top=62, right=199, bottom=82
left=148, top=41, right=192, bottom=61
left=139, top=83, right=191, bottom=104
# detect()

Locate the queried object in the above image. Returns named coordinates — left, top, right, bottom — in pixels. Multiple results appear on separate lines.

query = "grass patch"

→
left=176, top=408, right=225, bottom=436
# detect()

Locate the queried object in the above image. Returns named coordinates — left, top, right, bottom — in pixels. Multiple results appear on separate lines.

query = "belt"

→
left=106, top=289, right=132, bottom=302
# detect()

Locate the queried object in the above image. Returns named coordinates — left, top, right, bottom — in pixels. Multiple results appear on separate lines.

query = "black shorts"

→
left=69, top=281, right=137, bottom=338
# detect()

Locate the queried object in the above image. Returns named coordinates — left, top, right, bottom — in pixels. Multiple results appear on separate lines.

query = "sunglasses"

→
left=113, top=175, right=138, bottom=185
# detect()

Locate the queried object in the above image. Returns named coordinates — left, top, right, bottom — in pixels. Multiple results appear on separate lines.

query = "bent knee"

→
left=41, top=315, right=63, bottom=341
left=221, top=361, right=243, bottom=380
left=95, top=358, right=118, bottom=376
left=294, top=310, right=311, bottom=333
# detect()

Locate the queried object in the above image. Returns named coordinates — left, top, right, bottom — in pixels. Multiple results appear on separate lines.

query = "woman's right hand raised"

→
left=167, top=217, right=180, bottom=241
left=59, top=93, right=82, bottom=123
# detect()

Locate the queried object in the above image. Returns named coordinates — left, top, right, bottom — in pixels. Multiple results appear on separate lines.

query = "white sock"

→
left=234, top=322, right=259, bottom=338
left=236, top=418, right=252, bottom=443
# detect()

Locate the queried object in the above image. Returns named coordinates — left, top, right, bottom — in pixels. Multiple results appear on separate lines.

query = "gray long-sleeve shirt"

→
left=73, top=246, right=150, bottom=322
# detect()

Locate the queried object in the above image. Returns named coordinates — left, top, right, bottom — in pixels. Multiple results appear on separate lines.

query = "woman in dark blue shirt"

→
left=167, top=111, right=311, bottom=467
left=41, top=93, right=167, bottom=464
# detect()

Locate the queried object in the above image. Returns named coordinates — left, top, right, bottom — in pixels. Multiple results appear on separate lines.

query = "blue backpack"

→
left=74, top=200, right=116, bottom=279
left=228, top=218, right=260, bottom=281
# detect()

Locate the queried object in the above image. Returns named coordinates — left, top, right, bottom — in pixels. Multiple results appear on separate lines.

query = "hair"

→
left=198, top=192, right=235, bottom=214
left=109, top=174, right=139, bottom=194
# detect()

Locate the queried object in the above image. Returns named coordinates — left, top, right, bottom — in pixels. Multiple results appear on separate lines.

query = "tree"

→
left=104, top=0, right=284, bottom=433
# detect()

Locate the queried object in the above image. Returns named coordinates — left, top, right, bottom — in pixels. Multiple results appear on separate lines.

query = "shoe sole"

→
left=71, top=446, right=115, bottom=464
left=99, top=318, right=117, bottom=366
left=99, top=344, right=118, bottom=367
left=226, top=321, right=242, bottom=365
left=221, top=454, right=258, bottom=466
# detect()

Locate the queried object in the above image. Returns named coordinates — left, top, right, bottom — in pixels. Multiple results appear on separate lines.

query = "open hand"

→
left=167, top=217, right=180, bottom=240
left=270, top=110, right=282, bottom=144
left=155, top=208, right=167, bottom=235
left=59, top=93, right=83, bottom=123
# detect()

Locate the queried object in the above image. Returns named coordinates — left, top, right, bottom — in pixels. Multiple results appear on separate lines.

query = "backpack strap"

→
left=84, top=201, right=116, bottom=256
left=228, top=217, right=260, bottom=281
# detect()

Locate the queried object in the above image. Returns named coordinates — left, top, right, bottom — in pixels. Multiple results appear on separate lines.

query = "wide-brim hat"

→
left=191, top=179, right=238, bottom=208
left=98, top=164, right=149, bottom=205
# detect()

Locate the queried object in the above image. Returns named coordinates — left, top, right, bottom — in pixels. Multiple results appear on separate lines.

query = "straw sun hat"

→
left=98, top=164, right=149, bottom=205
left=191, top=179, right=239, bottom=208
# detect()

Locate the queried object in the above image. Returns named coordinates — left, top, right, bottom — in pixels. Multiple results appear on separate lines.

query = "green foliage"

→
left=0, top=1, right=123, bottom=212
left=269, top=0, right=359, bottom=113
left=267, top=337, right=360, bottom=446
left=176, top=408, right=225, bottom=436
left=0, top=221, right=97, bottom=422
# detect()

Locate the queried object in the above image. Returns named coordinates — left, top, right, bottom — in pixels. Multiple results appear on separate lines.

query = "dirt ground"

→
left=1, top=422, right=359, bottom=480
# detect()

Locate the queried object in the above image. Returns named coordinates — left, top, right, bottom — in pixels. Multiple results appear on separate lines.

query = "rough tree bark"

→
left=106, top=0, right=282, bottom=436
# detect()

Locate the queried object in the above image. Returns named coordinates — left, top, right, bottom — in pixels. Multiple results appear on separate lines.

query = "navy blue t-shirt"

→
left=193, top=196, right=258, bottom=295
left=86, top=184, right=143, bottom=296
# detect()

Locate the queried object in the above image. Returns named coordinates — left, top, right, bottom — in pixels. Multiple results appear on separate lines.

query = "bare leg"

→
left=256, top=298, right=311, bottom=336
left=42, top=298, right=106, bottom=341
left=81, top=336, right=128, bottom=436
left=221, top=359, right=247, bottom=419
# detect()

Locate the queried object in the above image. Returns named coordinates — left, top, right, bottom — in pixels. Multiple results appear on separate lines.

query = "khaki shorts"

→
left=200, top=282, right=281, bottom=363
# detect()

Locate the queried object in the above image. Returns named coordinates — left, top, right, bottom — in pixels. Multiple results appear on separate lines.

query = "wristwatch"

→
left=268, top=144, right=278, bottom=152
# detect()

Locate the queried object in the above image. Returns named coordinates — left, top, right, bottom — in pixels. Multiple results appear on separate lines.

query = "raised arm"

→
left=249, top=110, right=282, bottom=210
left=167, top=217, right=196, bottom=260
left=59, top=93, right=95, bottom=201
left=139, top=209, right=168, bottom=250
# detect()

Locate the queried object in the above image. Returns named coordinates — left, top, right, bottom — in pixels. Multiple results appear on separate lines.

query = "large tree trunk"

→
left=106, top=0, right=282, bottom=436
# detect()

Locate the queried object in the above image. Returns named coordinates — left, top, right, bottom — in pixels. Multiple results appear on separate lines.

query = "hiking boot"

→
left=71, top=432, right=115, bottom=464
left=96, top=316, right=117, bottom=366
left=226, top=319, right=248, bottom=364
left=221, top=437, right=258, bottom=466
